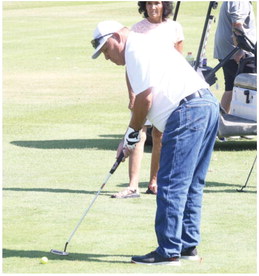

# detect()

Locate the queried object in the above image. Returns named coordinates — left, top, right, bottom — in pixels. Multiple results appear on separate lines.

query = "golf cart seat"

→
left=218, top=112, right=257, bottom=138
left=233, top=72, right=257, bottom=90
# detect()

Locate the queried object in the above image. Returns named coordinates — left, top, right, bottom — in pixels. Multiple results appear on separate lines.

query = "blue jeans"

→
left=155, top=89, right=219, bottom=258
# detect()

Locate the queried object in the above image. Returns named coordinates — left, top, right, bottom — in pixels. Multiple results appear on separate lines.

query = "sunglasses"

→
left=91, top=32, right=114, bottom=49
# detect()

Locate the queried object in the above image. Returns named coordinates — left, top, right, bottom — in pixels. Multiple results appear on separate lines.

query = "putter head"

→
left=50, top=249, right=69, bottom=256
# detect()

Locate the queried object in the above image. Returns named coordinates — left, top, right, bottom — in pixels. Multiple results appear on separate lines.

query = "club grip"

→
left=109, top=151, right=124, bottom=174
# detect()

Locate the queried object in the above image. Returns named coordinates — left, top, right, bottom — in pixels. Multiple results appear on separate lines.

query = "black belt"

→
left=179, top=88, right=211, bottom=106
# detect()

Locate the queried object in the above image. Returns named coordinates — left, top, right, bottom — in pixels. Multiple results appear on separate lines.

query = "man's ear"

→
left=112, top=32, right=121, bottom=44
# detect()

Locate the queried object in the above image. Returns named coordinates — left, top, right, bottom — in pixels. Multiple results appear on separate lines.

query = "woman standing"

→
left=111, top=1, right=184, bottom=199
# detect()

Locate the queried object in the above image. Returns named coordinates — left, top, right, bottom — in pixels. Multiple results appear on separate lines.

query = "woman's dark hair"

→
left=137, top=1, right=174, bottom=19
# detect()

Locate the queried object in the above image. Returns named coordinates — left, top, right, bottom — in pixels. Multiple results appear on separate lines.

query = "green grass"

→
left=2, top=1, right=257, bottom=274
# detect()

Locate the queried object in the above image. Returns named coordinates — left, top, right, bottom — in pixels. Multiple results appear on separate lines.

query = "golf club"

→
left=236, top=155, right=257, bottom=192
left=50, top=151, right=124, bottom=256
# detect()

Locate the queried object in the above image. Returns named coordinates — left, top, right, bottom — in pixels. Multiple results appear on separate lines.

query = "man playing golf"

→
left=91, top=20, right=219, bottom=265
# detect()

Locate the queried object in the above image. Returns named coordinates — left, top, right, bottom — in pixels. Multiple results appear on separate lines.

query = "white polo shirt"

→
left=125, top=31, right=209, bottom=132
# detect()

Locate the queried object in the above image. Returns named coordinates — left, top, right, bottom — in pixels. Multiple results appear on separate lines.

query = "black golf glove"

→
left=123, top=127, right=140, bottom=150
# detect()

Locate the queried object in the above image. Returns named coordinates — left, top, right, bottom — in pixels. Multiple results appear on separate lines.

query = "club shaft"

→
left=237, top=155, right=257, bottom=192
left=244, top=155, right=257, bottom=187
left=64, top=151, right=124, bottom=248
left=66, top=173, right=112, bottom=245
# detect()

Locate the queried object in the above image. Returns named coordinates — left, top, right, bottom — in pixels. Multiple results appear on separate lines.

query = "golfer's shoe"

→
left=131, top=251, right=181, bottom=266
left=181, top=247, right=201, bottom=261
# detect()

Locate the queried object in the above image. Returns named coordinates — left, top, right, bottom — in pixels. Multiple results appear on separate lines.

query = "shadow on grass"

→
left=10, top=135, right=123, bottom=151
left=117, top=181, right=256, bottom=194
left=4, top=180, right=256, bottom=195
left=2, top=248, right=131, bottom=263
left=10, top=136, right=255, bottom=153
left=2, top=188, right=117, bottom=197
left=205, top=181, right=256, bottom=194
left=214, top=140, right=257, bottom=151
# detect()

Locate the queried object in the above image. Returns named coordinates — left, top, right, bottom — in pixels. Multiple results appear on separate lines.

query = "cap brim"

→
left=92, top=43, right=104, bottom=59
left=91, top=35, right=111, bottom=59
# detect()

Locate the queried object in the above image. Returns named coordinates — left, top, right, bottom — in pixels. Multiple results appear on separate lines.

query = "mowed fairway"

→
left=2, top=1, right=257, bottom=274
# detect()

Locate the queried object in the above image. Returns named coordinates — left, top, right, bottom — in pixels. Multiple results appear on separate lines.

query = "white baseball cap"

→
left=91, top=20, right=124, bottom=59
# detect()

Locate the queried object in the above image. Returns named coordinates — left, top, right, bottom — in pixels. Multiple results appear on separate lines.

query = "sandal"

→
left=146, top=184, right=157, bottom=195
left=111, top=188, right=140, bottom=199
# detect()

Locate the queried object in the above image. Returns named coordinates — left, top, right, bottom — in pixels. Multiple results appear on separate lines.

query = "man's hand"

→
left=123, top=127, right=140, bottom=159
left=123, top=127, right=140, bottom=150
left=116, top=127, right=140, bottom=161
left=116, top=127, right=140, bottom=162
